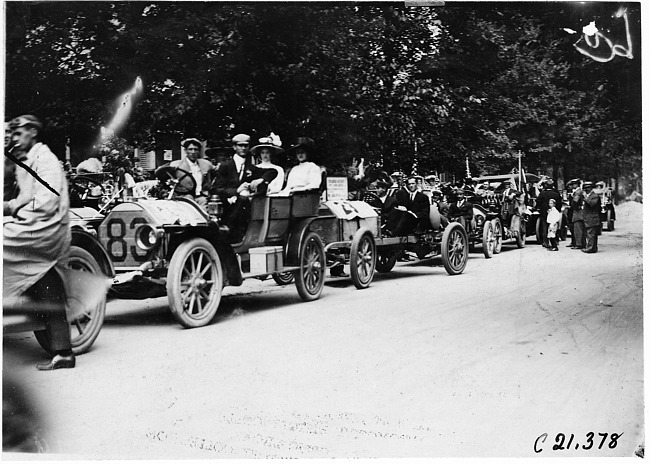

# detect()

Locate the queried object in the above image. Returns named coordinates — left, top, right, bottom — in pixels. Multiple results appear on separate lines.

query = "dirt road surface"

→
left=3, top=201, right=643, bottom=460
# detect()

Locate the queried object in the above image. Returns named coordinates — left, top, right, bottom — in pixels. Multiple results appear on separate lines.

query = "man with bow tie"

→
left=213, top=133, right=278, bottom=242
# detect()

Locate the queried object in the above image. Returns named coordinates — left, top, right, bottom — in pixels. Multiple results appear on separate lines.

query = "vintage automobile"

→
left=473, top=173, right=535, bottom=252
left=454, top=188, right=502, bottom=259
left=3, top=221, right=113, bottom=356
left=316, top=191, right=471, bottom=282
left=72, top=165, right=328, bottom=328
left=68, top=172, right=117, bottom=211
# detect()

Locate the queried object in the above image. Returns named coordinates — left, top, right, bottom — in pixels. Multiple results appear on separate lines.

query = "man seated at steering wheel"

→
left=447, top=187, right=475, bottom=231
left=170, top=138, right=217, bottom=208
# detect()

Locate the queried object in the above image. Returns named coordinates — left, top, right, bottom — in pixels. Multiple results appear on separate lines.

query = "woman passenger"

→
left=280, top=137, right=322, bottom=194
left=252, top=133, right=285, bottom=195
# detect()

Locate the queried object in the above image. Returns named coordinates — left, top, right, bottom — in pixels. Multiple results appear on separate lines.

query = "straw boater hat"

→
left=250, top=133, right=284, bottom=156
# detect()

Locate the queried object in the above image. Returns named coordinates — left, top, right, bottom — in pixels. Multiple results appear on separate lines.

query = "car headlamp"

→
left=136, top=225, right=160, bottom=250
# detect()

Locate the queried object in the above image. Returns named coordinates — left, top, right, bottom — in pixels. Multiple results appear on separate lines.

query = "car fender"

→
left=284, top=218, right=320, bottom=267
left=71, top=229, right=115, bottom=278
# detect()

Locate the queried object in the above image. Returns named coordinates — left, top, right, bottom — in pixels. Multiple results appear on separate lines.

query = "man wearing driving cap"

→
left=213, top=133, right=278, bottom=242
left=581, top=181, right=601, bottom=253
left=170, top=138, right=216, bottom=208
left=4, top=115, right=76, bottom=370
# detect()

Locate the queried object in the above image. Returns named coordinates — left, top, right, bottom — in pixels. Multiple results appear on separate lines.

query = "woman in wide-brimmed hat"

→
left=251, top=133, right=285, bottom=194
left=280, top=137, right=322, bottom=194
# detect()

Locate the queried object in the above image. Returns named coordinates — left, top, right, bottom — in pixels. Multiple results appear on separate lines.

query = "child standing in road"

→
left=546, top=198, right=561, bottom=251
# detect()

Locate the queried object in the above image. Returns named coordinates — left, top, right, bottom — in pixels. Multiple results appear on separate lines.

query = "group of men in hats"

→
left=565, top=178, right=602, bottom=253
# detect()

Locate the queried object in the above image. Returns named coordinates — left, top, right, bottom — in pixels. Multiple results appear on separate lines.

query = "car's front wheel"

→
left=294, top=231, right=325, bottom=301
left=492, top=218, right=503, bottom=254
left=35, top=245, right=107, bottom=355
left=441, top=223, right=468, bottom=275
left=482, top=220, right=494, bottom=259
left=350, top=228, right=376, bottom=289
left=167, top=238, right=223, bottom=328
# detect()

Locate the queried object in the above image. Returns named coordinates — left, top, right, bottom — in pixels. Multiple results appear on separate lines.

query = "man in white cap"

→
left=170, top=137, right=216, bottom=208
left=213, top=133, right=278, bottom=242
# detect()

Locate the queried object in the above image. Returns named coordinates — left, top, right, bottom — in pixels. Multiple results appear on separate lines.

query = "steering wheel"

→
left=69, top=176, right=105, bottom=207
left=154, top=165, right=197, bottom=197
left=362, top=191, right=383, bottom=209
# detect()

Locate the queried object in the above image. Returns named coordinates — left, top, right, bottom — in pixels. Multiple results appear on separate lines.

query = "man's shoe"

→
left=581, top=249, right=595, bottom=254
left=550, top=247, right=559, bottom=251
left=36, top=354, right=76, bottom=371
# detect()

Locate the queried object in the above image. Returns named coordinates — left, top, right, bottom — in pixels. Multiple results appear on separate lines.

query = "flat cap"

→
left=232, top=134, right=251, bottom=144
left=9, top=114, right=42, bottom=131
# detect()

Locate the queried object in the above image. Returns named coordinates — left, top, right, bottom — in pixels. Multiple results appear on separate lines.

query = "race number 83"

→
left=105, top=217, right=151, bottom=262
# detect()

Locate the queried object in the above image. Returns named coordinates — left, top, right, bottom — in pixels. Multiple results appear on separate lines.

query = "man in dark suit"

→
left=535, top=179, right=563, bottom=248
left=581, top=181, right=602, bottom=253
left=213, top=133, right=278, bottom=242
left=448, top=187, right=475, bottom=230
left=386, top=176, right=430, bottom=235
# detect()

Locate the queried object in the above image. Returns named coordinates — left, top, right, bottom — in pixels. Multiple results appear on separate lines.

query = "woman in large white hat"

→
left=251, top=133, right=284, bottom=194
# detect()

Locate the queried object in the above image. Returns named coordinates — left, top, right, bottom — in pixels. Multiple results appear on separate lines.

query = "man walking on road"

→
left=3, top=115, right=75, bottom=370
left=568, top=180, right=586, bottom=250
left=581, top=181, right=602, bottom=253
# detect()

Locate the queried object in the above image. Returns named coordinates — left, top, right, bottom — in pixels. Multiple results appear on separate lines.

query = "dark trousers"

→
left=568, top=222, right=575, bottom=246
left=26, top=268, right=71, bottom=353
left=572, top=220, right=586, bottom=248
left=223, top=196, right=252, bottom=243
left=539, top=215, right=549, bottom=246
left=386, top=209, right=418, bottom=236
left=585, top=225, right=599, bottom=252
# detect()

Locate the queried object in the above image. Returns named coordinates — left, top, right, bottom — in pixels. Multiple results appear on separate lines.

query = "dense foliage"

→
left=5, top=1, right=641, bottom=190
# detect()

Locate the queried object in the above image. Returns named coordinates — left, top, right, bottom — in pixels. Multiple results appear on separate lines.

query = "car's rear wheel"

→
left=514, top=216, right=526, bottom=248
left=492, top=219, right=503, bottom=254
left=167, top=238, right=223, bottom=328
left=441, top=223, right=468, bottom=275
left=350, top=228, right=376, bottom=289
left=35, top=246, right=107, bottom=355
left=294, top=231, right=325, bottom=301
left=482, top=221, right=494, bottom=259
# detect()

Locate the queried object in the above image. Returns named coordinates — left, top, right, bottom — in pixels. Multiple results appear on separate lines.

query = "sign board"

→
left=163, top=149, right=173, bottom=161
left=326, top=177, right=348, bottom=201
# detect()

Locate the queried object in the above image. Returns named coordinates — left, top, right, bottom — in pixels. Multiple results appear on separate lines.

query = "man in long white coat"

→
left=4, top=115, right=76, bottom=370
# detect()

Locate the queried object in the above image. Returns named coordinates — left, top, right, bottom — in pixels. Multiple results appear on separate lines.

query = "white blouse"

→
left=282, top=161, right=322, bottom=193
